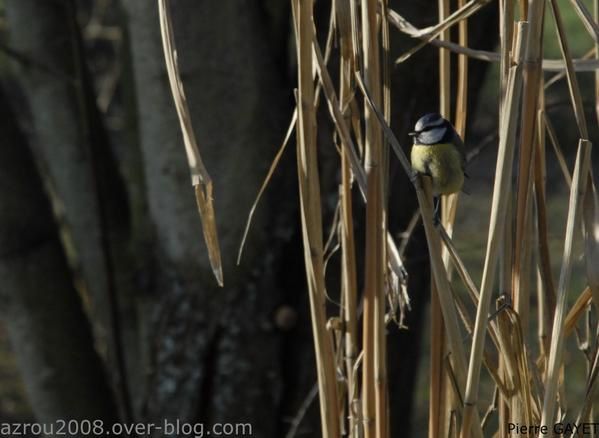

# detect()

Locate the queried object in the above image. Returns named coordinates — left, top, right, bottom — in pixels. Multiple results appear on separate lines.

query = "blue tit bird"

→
left=409, top=113, right=467, bottom=220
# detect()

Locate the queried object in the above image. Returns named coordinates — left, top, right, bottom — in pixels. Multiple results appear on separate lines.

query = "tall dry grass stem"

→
left=541, top=140, right=592, bottom=427
left=461, top=21, right=528, bottom=438
left=196, top=0, right=599, bottom=436
left=293, top=2, right=340, bottom=436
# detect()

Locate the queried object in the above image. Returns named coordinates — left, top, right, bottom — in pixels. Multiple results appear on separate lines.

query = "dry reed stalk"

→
left=429, top=288, right=445, bottom=438
left=560, top=0, right=599, bottom=420
left=392, top=0, right=491, bottom=64
left=460, top=22, right=528, bottom=438
left=591, top=0, right=599, bottom=324
left=540, top=139, right=591, bottom=428
left=438, top=227, right=507, bottom=351
left=158, top=0, right=223, bottom=286
left=447, top=294, right=507, bottom=400
left=535, top=112, right=557, bottom=284
left=499, top=0, right=514, bottom=101
left=534, top=108, right=556, bottom=357
left=498, top=193, right=513, bottom=305
left=238, top=111, right=296, bottom=264
left=543, top=114, right=573, bottom=186
left=512, top=0, right=545, bottom=340
left=564, top=286, right=593, bottom=336
left=443, top=0, right=469, bottom=282
left=312, top=36, right=408, bottom=289
left=596, top=0, right=599, bottom=125
left=545, top=48, right=596, bottom=89
left=437, top=0, right=457, bottom=265
left=439, top=0, right=451, bottom=120
left=518, top=166, right=535, bottom=335
left=443, top=0, right=468, bottom=267
left=381, top=0, right=392, bottom=429
left=340, top=142, right=359, bottom=436
left=391, top=17, right=599, bottom=71
left=241, top=0, right=338, bottom=266
left=497, top=355, right=509, bottom=435
left=355, top=71, right=484, bottom=438
left=497, top=3, right=514, bottom=429
left=349, top=0, right=362, bottom=71
left=388, top=7, right=599, bottom=71
left=381, top=0, right=391, bottom=205
left=335, top=1, right=359, bottom=435
left=304, top=100, right=407, bottom=434
left=575, top=344, right=599, bottom=425
left=397, top=0, right=489, bottom=39
left=568, top=0, right=599, bottom=41
left=163, top=0, right=599, bottom=434
left=360, top=0, right=388, bottom=436
left=519, top=0, right=528, bottom=22
left=429, top=272, right=509, bottom=399
left=496, top=300, right=541, bottom=425
left=434, top=0, right=452, bottom=434
left=419, top=178, right=484, bottom=438
left=501, top=306, right=536, bottom=425
left=312, top=42, right=366, bottom=193
left=549, top=0, right=589, bottom=139
left=582, top=182, right=599, bottom=310
left=549, top=0, right=599, bottom=329
left=508, top=202, right=538, bottom=418
left=481, top=387, right=499, bottom=430
left=455, top=0, right=468, bottom=138
left=277, top=0, right=598, bottom=434
left=293, top=2, right=340, bottom=436
left=498, top=175, right=516, bottom=415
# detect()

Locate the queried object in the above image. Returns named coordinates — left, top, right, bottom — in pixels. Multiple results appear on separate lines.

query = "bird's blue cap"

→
left=409, top=113, right=449, bottom=144
left=414, top=113, right=445, bottom=132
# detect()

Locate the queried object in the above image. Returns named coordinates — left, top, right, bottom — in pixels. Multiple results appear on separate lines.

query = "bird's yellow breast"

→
left=411, top=143, right=464, bottom=195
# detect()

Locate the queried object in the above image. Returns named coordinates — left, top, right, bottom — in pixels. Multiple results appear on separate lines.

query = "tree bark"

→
left=123, top=1, right=294, bottom=435
left=5, top=0, right=135, bottom=420
left=0, top=87, right=120, bottom=427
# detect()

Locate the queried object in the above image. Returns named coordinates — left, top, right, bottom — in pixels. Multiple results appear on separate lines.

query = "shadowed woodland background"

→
left=13, top=0, right=598, bottom=435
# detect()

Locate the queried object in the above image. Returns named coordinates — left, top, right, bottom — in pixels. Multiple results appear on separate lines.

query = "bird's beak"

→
left=408, top=131, right=417, bottom=137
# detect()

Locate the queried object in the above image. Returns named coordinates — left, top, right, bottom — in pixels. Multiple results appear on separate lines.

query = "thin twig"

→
left=285, top=384, right=319, bottom=438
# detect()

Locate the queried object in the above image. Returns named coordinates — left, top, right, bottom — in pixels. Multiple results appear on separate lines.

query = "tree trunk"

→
left=123, top=1, right=295, bottom=434
left=4, top=0, right=134, bottom=420
left=0, top=87, right=120, bottom=427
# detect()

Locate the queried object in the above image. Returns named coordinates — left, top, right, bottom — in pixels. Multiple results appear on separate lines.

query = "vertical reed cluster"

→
left=262, top=0, right=597, bottom=436
left=292, top=0, right=599, bottom=438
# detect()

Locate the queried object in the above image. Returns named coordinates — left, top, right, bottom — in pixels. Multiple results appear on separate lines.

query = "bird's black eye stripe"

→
left=413, top=116, right=446, bottom=134
left=420, top=123, right=440, bottom=132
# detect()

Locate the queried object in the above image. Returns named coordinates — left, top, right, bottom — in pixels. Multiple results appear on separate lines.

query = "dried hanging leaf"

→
left=158, top=0, right=223, bottom=286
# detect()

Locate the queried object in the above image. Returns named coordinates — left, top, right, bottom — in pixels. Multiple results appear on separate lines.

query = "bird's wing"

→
left=453, top=131, right=467, bottom=172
